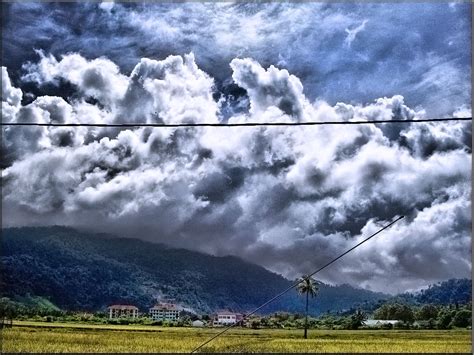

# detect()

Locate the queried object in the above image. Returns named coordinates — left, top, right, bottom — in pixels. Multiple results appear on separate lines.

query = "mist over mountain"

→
left=2, top=226, right=390, bottom=315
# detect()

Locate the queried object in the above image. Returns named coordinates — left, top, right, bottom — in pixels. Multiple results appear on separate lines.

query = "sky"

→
left=1, top=1, right=472, bottom=294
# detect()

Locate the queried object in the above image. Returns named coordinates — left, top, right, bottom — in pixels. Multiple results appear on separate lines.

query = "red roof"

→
left=108, top=305, right=139, bottom=310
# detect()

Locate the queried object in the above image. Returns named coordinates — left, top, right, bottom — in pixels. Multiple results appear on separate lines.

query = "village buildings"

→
left=107, top=303, right=245, bottom=327
left=364, top=319, right=400, bottom=327
left=212, top=311, right=244, bottom=326
left=149, top=302, right=181, bottom=321
left=192, top=320, right=205, bottom=327
left=107, top=305, right=139, bottom=319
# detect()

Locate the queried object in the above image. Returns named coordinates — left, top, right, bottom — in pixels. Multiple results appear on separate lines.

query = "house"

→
left=212, top=312, right=244, bottom=327
left=192, top=320, right=205, bottom=327
left=364, top=319, right=399, bottom=327
left=107, top=305, right=139, bottom=319
left=149, top=302, right=180, bottom=321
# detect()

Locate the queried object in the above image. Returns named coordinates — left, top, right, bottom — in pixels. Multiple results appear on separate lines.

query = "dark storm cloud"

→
left=2, top=1, right=471, bottom=116
left=1, top=2, right=471, bottom=293
left=192, top=166, right=246, bottom=204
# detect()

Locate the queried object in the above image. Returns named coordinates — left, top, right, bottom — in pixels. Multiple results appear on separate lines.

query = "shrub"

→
left=380, top=322, right=393, bottom=330
left=436, top=310, right=454, bottom=329
left=250, top=320, right=261, bottom=329
left=450, top=309, right=471, bottom=328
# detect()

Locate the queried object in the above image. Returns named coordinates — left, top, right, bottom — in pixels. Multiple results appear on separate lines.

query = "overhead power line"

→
left=0, top=117, right=471, bottom=128
left=190, top=215, right=405, bottom=353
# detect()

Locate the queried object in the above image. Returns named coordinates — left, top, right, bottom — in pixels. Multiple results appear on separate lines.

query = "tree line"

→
left=1, top=296, right=470, bottom=330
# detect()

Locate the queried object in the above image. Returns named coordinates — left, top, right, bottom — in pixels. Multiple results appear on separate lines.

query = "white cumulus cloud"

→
left=1, top=53, right=471, bottom=293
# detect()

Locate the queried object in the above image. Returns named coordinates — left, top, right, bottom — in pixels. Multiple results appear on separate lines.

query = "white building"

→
left=192, top=320, right=205, bottom=327
left=364, top=319, right=399, bottom=327
left=212, top=312, right=244, bottom=327
left=107, top=305, right=139, bottom=319
left=149, top=302, right=180, bottom=321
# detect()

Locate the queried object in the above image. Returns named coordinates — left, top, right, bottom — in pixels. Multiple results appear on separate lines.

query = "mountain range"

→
left=1, top=226, right=470, bottom=315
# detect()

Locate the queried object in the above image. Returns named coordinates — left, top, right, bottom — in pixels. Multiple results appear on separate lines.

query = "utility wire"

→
left=190, top=215, right=405, bottom=353
left=0, top=117, right=471, bottom=128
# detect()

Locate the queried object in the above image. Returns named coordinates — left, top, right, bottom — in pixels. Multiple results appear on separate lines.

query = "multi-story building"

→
left=107, top=305, right=139, bottom=319
left=149, top=302, right=180, bottom=321
left=212, top=312, right=244, bottom=327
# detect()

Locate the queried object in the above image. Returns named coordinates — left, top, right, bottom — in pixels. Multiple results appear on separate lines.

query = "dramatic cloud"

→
left=22, top=51, right=129, bottom=108
left=2, top=66, right=22, bottom=107
left=2, top=1, right=471, bottom=116
left=230, top=58, right=309, bottom=120
left=1, top=1, right=471, bottom=294
left=1, top=50, right=471, bottom=293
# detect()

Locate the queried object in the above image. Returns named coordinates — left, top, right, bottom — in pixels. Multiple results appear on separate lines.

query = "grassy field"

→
left=1, top=321, right=471, bottom=353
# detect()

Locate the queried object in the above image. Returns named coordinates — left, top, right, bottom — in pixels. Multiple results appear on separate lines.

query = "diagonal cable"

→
left=190, top=215, right=405, bottom=353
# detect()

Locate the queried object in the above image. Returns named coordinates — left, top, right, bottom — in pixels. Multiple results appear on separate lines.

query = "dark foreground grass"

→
left=2, top=321, right=471, bottom=353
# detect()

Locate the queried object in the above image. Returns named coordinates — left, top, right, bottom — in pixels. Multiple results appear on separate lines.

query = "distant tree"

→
left=296, top=275, right=319, bottom=339
left=436, top=309, right=454, bottom=329
left=416, top=304, right=438, bottom=321
left=450, top=309, right=471, bottom=328
left=373, top=303, right=414, bottom=324
left=426, top=318, right=436, bottom=329
left=350, top=309, right=368, bottom=329
left=0, top=298, right=17, bottom=318
left=321, top=315, right=336, bottom=329
left=250, top=319, right=261, bottom=329
left=274, top=312, right=290, bottom=321
left=260, top=317, right=269, bottom=327
left=373, top=304, right=388, bottom=319
left=94, top=311, right=107, bottom=319
left=397, top=304, right=415, bottom=324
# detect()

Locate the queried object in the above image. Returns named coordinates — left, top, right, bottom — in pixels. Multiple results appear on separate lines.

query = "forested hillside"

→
left=2, top=226, right=388, bottom=314
left=415, top=279, right=471, bottom=305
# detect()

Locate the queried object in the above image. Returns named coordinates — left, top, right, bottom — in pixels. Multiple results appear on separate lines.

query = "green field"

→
left=1, top=321, right=471, bottom=353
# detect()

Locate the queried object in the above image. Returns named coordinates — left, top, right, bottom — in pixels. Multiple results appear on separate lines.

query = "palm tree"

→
left=296, top=275, right=319, bottom=339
